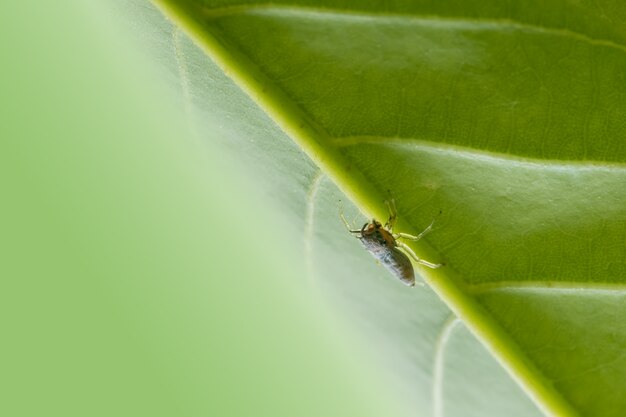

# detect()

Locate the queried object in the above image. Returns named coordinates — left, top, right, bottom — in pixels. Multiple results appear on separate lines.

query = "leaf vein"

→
left=200, top=4, right=626, bottom=55
left=468, top=281, right=626, bottom=294
left=333, top=135, right=626, bottom=170
left=304, top=171, right=325, bottom=286
left=433, top=316, right=461, bottom=417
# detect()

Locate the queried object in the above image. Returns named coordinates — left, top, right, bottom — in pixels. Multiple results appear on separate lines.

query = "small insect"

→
left=341, top=199, right=441, bottom=287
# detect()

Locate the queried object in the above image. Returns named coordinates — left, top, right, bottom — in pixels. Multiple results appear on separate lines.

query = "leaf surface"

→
left=135, top=1, right=626, bottom=415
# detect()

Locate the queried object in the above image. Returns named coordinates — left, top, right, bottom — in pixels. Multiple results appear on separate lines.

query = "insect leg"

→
left=384, top=198, right=397, bottom=230
left=340, top=208, right=361, bottom=234
left=394, top=218, right=435, bottom=241
left=396, top=242, right=442, bottom=269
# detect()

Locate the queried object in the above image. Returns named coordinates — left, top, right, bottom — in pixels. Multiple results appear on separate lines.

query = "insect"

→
left=341, top=199, right=441, bottom=287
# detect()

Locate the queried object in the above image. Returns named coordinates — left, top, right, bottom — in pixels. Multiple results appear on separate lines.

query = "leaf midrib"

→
left=151, top=1, right=582, bottom=415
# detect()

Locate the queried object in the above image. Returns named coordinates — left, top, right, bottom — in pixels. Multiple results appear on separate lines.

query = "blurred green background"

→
left=0, top=2, right=409, bottom=416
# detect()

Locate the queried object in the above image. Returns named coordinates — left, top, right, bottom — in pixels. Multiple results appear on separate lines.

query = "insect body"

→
left=342, top=200, right=441, bottom=287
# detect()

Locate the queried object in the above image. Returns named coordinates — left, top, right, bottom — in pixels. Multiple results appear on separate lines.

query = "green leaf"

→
left=134, top=0, right=626, bottom=415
